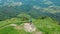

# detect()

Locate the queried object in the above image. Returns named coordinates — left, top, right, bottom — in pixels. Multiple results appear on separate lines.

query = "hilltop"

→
left=0, top=14, right=60, bottom=34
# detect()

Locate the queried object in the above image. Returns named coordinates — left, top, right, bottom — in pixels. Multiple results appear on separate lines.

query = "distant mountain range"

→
left=0, top=0, right=60, bottom=22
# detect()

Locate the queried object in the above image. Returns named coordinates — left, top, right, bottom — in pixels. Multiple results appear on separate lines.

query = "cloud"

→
left=3, top=2, right=23, bottom=7
left=7, top=0, right=14, bottom=2
left=33, top=5, right=41, bottom=9
left=48, top=4, right=56, bottom=8
left=10, top=2, right=23, bottom=6
left=43, top=0, right=54, bottom=5
left=44, top=1, right=53, bottom=5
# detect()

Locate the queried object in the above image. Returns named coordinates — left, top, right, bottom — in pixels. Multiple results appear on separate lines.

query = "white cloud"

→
left=48, top=4, right=56, bottom=8
left=44, top=1, right=53, bottom=5
left=7, top=0, right=14, bottom=2
left=33, top=5, right=41, bottom=9
left=3, top=2, right=23, bottom=7
left=11, top=2, right=23, bottom=6
left=43, top=0, right=54, bottom=5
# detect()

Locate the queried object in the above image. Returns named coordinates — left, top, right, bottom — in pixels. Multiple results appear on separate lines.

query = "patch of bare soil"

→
left=23, top=23, right=36, bottom=32
left=9, top=23, right=43, bottom=34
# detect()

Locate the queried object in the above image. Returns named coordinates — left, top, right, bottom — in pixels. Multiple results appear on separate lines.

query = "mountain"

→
left=0, top=14, right=60, bottom=34
left=0, top=0, right=60, bottom=34
left=0, top=0, right=60, bottom=22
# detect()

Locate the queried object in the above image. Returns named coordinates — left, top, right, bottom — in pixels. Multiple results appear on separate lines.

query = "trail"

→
left=0, top=24, right=17, bottom=29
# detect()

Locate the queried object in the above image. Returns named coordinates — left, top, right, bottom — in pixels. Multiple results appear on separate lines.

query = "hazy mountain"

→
left=0, top=0, right=60, bottom=22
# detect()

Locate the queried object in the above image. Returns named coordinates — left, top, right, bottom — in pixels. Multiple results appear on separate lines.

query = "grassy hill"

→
left=0, top=14, right=60, bottom=34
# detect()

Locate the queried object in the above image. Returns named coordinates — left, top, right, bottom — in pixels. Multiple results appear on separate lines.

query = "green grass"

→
left=0, top=26, right=31, bottom=34
left=32, top=17, right=60, bottom=34
left=0, top=16, right=60, bottom=34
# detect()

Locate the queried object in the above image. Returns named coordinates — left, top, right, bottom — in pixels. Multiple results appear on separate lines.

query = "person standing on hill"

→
left=29, top=19, right=32, bottom=25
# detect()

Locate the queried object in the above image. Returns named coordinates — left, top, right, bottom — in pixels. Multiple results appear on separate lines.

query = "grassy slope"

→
left=32, top=17, right=60, bottom=34
left=0, top=16, right=60, bottom=34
